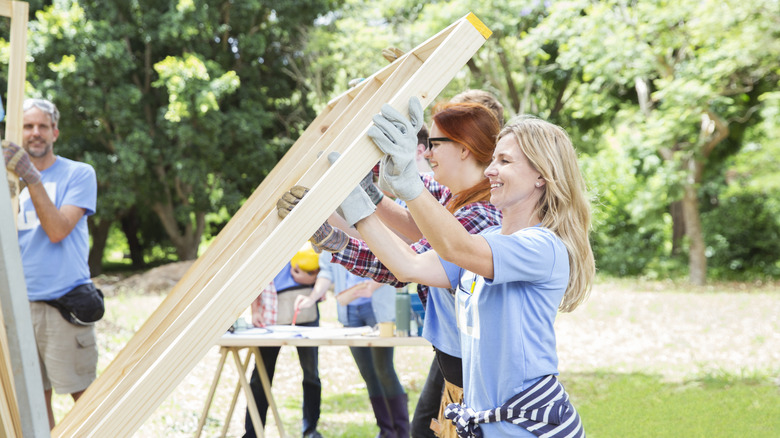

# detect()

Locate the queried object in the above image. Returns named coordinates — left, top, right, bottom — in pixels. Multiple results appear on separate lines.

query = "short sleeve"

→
left=482, top=227, right=566, bottom=285
left=62, top=163, right=97, bottom=216
left=317, top=251, right=335, bottom=282
left=438, top=256, right=463, bottom=290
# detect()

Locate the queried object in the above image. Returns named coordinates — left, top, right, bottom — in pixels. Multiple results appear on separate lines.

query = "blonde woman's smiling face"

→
left=485, top=135, right=543, bottom=213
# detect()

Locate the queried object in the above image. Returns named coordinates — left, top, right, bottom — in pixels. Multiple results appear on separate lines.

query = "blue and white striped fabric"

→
left=443, top=375, right=584, bottom=438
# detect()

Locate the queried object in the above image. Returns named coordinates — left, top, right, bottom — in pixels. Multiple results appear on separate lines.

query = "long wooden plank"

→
left=0, top=2, right=50, bottom=437
left=5, top=0, right=25, bottom=213
left=0, top=1, right=14, bottom=17
left=55, top=13, right=490, bottom=437
left=56, top=17, right=467, bottom=435
left=0, top=310, right=19, bottom=438
left=0, top=0, right=20, bottom=433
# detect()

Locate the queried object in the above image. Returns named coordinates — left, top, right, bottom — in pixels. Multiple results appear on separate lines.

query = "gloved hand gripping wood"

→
left=3, top=140, right=41, bottom=186
left=276, top=152, right=377, bottom=253
left=367, top=97, right=425, bottom=202
left=277, top=185, right=346, bottom=253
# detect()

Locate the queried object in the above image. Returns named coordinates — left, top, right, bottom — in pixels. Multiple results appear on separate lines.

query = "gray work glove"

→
left=326, top=152, right=376, bottom=227
left=276, top=184, right=349, bottom=253
left=366, top=97, right=425, bottom=201
left=3, top=140, right=41, bottom=185
left=360, top=168, right=384, bottom=205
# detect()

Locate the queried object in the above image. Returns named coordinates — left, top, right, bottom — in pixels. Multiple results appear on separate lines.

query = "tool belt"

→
left=430, top=379, right=463, bottom=438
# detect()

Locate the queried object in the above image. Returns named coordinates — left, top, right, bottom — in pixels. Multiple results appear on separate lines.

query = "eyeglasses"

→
left=426, top=137, right=453, bottom=150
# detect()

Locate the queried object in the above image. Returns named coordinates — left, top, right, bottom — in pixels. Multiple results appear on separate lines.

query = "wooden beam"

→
left=0, top=310, right=20, bottom=438
left=4, top=0, right=26, bottom=219
left=0, top=2, right=50, bottom=437
left=4, top=0, right=26, bottom=145
left=55, top=13, right=491, bottom=437
left=0, top=1, right=15, bottom=17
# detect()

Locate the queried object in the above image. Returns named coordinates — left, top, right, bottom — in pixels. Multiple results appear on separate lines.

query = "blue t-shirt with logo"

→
left=441, top=226, right=569, bottom=437
left=18, top=156, right=96, bottom=301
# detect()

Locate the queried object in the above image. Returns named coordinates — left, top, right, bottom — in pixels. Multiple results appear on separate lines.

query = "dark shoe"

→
left=303, top=430, right=323, bottom=438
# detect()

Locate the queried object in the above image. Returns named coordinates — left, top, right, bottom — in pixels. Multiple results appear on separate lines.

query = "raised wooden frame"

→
left=54, top=13, right=491, bottom=437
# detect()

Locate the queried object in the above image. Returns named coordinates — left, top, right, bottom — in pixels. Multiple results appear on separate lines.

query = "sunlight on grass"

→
left=567, top=372, right=780, bottom=438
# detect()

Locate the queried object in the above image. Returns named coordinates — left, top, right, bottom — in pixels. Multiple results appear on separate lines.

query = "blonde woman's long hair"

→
left=499, top=116, right=595, bottom=312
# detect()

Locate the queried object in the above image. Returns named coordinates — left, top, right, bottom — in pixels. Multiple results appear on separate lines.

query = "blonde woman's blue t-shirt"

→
left=440, top=225, right=569, bottom=437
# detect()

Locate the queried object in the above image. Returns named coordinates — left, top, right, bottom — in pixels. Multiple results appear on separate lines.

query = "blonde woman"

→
left=338, top=98, right=594, bottom=437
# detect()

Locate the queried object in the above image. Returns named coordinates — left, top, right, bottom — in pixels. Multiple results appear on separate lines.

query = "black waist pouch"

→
left=45, top=282, right=105, bottom=326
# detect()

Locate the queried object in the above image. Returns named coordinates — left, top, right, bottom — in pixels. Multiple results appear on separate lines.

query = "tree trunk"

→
left=679, top=111, right=727, bottom=285
left=681, top=183, right=706, bottom=285
left=120, top=208, right=145, bottom=268
left=151, top=201, right=205, bottom=261
left=497, top=43, right=520, bottom=114
left=88, top=218, right=112, bottom=276
left=670, top=201, right=685, bottom=256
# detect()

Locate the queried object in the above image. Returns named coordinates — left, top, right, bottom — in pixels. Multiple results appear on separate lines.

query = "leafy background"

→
left=2, top=0, right=778, bottom=284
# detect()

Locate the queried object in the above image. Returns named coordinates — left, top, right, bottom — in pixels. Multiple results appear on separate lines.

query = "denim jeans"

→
left=345, top=302, right=404, bottom=398
left=243, top=319, right=321, bottom=437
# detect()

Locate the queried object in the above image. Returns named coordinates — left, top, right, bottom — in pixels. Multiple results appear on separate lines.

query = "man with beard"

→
left=3, top=98, right=98, bottom=429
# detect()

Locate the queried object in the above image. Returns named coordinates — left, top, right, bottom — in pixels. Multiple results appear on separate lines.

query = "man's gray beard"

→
left=25, top=142, right=51, bottom=159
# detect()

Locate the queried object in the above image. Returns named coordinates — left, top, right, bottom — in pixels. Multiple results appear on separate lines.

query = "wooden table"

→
left=195, top=326, right=430, bottom=438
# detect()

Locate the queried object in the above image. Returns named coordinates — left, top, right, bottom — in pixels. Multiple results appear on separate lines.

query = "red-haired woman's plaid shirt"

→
left=329, top=174, right=501, bottom=306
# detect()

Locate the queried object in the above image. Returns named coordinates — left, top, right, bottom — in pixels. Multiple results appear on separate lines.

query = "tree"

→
left=23, top=0, right=336, bottom=267
left=525, top=0, right=780, bottom=284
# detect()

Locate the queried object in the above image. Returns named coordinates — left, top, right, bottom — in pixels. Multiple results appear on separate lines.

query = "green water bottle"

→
left=395, top=289, right=411, bottom=337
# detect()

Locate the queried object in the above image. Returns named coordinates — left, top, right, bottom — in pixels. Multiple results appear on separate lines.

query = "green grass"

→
left=265, top=385, right=424, bottom=437
left=256, top=369, right=780, bottom=437
left=564, top=372, right=780, bottom=438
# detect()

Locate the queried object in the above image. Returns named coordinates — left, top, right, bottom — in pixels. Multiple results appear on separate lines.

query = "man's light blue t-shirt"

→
left=18, top=156, right=96, bottom=301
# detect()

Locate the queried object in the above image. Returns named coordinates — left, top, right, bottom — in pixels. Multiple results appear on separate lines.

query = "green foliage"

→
left=5, top=0, right=780, bottom=280
left=583, top=143, right=670, bottom=277
left=19, top=0, right=337, bottom=261
left=703, top=192, right=780, bottom=279
left=699, top=95, right=780, bottom=279
left=701, top=175, right=780, bottom=279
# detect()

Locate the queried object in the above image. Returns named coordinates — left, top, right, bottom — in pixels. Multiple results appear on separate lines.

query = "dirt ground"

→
left=94, top=260, right=196, bottom=296
left=96, top=261, right=780, bottom=382
left=86, top=262, right=780, bottom=437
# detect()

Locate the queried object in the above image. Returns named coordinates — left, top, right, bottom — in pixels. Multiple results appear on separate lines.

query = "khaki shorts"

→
left=31, top=301, right=98, bottom=394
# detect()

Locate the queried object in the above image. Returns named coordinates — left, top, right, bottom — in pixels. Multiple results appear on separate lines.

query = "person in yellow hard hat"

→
left=290, top=241, right=320, bottom=274
left=243, top=242, right=324, bottom=438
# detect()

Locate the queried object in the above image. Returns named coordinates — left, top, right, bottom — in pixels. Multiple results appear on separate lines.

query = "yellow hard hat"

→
left=291, top=242, right=319, bottom=272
